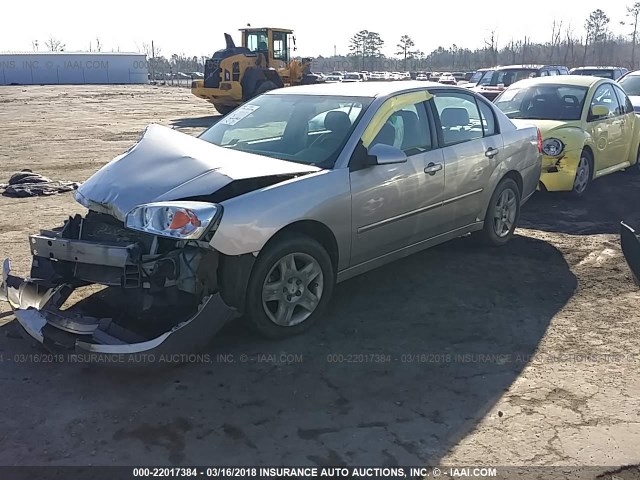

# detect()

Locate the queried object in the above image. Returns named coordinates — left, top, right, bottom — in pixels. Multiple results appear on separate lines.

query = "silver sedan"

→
left=1, top=81, right=541, bottom=359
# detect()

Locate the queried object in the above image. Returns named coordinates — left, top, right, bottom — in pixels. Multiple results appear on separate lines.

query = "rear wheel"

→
left=253, top=80, right=278, bottom=97
left=213, top=104, right=235, bottom=115
left=245, top=234, right=334, bottom=339
left=625, top=147, right=640, bottom=175
left=572, top=150, right=592, bottom=196
left=478, top=177, right=521, bottom=247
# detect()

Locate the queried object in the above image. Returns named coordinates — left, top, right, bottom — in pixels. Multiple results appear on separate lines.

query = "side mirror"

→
left=368, top=144, right=408, bottom=165
left=591, top=105, right=609, bottom=119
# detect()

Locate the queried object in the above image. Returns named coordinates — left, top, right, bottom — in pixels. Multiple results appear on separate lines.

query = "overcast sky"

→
left=0, top=0, right=632, bottom=58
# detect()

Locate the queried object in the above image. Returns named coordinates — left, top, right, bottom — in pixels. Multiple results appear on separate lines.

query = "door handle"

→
left=485, top=147, right=499, bottom=158
left=424, top=162, right=443, bottom=176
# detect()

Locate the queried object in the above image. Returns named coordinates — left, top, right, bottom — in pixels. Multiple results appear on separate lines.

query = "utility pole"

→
left=334, top=45, right=337, bottom=57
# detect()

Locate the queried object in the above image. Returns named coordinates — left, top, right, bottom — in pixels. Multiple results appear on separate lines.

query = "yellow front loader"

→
left=191, top=27, right=318, bottom=114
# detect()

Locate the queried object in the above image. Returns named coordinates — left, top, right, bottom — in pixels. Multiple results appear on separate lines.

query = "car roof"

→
left=266, top=80, right=447, bottom=97
left=495, top=64, right=565, bottom=70
left=507, top=75, right=605, bottom=88
left=571, top=66, right=620, bottom=70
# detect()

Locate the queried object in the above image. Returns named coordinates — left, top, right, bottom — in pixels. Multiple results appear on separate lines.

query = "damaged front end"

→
left=0, top=211, right=235, bottom=363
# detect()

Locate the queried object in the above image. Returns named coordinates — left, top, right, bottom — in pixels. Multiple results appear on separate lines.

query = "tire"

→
left=253, top=80, right=278, bottom=97
left=478, top=177, right=521, bottom=247
left=572, top=149, right=593, bottom=196
left=213, top=104, right=235, bottom=115
left=625, top=147, right=640, bottom=175
left=245, top=234, right=335, bottom=339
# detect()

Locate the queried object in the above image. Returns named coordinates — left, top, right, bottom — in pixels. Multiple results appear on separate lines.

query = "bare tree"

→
left=549, top=20, right=563, bottom=63
left=624, top=3, right=640, bottom=68
left=95, top=37, right=102, bottom=52
left=484, top=29, right=498, bottom=66
left=45, top=36, right=65, bottom=52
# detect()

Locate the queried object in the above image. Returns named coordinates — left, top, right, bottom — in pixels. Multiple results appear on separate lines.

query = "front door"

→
left=349, top=96, right=445, bottom=266
left=587, top=83, right=626, bottom=171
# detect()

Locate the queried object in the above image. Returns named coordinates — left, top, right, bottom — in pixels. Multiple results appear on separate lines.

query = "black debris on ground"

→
left=1, top=169, right=80, bottom=197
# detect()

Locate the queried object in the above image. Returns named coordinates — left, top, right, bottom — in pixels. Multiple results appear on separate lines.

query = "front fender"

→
left=209, top=169, right=352, bottom=271
left=539, top=128, right=590, bottom=192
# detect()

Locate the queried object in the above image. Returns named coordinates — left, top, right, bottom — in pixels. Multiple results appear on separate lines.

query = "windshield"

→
left=573, top=69, right=614, bottom=79
left=344, top=74, right=360, bottom=79
left=619, top=75, right=640, bottom=96
left=478, top=69, right=537, bottom=87
left=469, top=70, right=489, bottom=84
left=495, top=84, right=588, bottom=121
left=199, top=94, right=372, bottom=167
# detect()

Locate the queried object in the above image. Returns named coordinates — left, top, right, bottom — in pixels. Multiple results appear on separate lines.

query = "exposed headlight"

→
left=125, top=201, right=221, bottom=240
left=542, top=138, right=564, bottom=157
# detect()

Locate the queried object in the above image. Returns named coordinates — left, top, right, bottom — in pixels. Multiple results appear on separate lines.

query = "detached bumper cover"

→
left=621, top=222, right=640, bottom=286
left=1, top=259, right=235, bottom=363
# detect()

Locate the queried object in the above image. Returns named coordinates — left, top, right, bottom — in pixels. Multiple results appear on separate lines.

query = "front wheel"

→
left=478, top=177, right=521, bottom=247
left=572, top=150, right=593, bottom=196
left=245, top=234, right=335, bottom=339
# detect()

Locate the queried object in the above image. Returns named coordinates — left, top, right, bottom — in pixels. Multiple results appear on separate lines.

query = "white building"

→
left=0, top=52, right=148, bottom=85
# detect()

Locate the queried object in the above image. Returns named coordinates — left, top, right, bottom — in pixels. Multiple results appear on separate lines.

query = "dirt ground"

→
left=1, top=85, right=640, bottom=474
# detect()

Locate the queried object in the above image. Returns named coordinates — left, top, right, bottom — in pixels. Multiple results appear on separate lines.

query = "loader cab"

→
left=241, top=28, right=292, bottom=67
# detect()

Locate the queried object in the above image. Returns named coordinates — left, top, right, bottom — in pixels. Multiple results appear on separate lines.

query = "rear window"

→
left=478, top=69, right=537, bottom=87
left=573, top=69, right=614, bottom=79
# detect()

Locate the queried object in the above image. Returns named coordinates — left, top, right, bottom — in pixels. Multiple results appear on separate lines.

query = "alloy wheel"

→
left=493, top=188, right=518, bottom=238
left=573, top=155, right=590, bottom=194
left=261, top=252, right=324, bottom=327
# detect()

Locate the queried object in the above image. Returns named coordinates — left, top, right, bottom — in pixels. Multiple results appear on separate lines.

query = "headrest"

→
left=324, top=110, right=351, bottom=133
left=441, top=107, right=469, bottom=128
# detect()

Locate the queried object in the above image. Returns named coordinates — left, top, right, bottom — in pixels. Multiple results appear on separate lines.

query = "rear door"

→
left=431, top=90, right=504, bottom=231
left=349, top=94, right=445, bottom=266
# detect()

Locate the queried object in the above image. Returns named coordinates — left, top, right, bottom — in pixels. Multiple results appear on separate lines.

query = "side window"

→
left=433, top=92, right=483, bottom=145
left=540, top=71, right=549, bottom=77
left=272, top=31, right=288, bottom=62
left=370, top=101, right=432, bottom=155
left=590, top=84, right=621, bottom=119
left=613, top=85, right=632, bottom=114
left=477, top=100, right=497, bottom=136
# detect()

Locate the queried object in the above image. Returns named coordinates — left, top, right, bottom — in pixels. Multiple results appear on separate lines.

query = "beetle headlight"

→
left=125, top=201, right=221, bottom=240
left=542, top=138, right=564, bottom=157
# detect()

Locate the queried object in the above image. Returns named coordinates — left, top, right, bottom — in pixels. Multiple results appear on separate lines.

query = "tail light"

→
left=537, top=128, right=543, bottom=154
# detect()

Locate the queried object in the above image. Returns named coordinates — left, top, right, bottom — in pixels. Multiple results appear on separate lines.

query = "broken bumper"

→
left=538, top=151, right=581, bottom=192
left=1, top=258, right=235, bottom=364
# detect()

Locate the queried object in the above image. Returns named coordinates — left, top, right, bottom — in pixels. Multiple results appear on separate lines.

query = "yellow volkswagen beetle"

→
left=494, top=76, right=640, bottom=195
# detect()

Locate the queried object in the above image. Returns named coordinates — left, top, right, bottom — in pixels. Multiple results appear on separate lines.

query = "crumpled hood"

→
left=75, top=124, right=319, bottom=220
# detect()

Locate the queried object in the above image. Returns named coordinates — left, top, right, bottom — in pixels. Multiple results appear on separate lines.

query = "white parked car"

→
left=439, top=72, right=457, bottom=85
left=342, top=72, right=363, bottom=82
